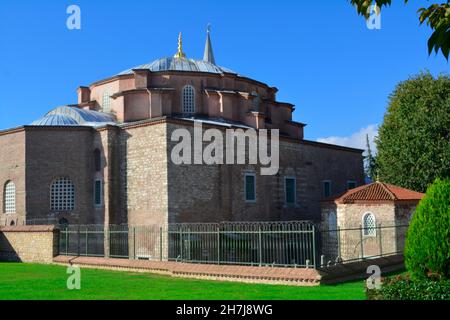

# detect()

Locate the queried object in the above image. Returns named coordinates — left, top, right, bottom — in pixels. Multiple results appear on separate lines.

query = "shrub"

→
left=366, top=275, right=450, bottom=300
left=404, top=178, right=450, bottom=280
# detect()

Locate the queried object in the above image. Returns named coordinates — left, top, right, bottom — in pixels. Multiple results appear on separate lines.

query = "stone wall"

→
left=165, top=121, right=364, bottom=223
left=321, top=201, right=417, bottom=263
left=120, top=121, right=169, bottom=226
left=0, top=226, right=59, bottom=263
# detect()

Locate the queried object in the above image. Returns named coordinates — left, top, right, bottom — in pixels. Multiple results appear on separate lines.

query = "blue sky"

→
left=0, top=0, right=447, bottom=149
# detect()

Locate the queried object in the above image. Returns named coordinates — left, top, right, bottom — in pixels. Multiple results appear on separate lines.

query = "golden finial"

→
left=174, top=32, right=186, bottom=58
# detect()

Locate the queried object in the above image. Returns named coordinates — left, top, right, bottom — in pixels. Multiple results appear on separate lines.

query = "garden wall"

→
left=0, top=225, right=59, bottom=263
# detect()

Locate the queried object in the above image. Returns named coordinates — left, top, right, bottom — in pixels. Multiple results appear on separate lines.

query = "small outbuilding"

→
left=321, top=181, right=424, bottom=263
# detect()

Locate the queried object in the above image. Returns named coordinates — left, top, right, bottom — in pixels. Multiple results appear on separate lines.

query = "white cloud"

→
left=317, top=124, right=379, bottom=154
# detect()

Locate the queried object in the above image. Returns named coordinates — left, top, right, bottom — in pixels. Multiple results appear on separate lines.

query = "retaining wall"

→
left=0, top=225, right=59, bottom=263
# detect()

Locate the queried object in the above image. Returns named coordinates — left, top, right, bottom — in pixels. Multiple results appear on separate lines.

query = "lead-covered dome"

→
left=118, top=31, right=237, bottom=76
left=118, top=57, right=237, bottom=76
left=31, top=106, right=116, bottom=127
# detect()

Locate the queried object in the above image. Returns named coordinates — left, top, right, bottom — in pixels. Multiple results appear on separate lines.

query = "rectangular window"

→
left=323, top=180, right=332, bottom=198
left=102, top=92, right=111, bottom=113
left=285, top=177, right=296, bottom=205
left=94, top=180, right=102, bottom=206
left=244, top=173, right=256, bottom=202
left=347, top=181, right=357, bottom=190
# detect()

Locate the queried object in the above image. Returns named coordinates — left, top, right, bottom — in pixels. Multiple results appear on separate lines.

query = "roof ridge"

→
left=377, top=181, right=398, bottom=200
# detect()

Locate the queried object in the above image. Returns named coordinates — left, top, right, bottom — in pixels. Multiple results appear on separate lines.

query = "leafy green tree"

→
left=405, top=178, right=450, bottom=280
left=350, top=0, right=450, bottom=60
left=375, top=72, right=450, bottom=192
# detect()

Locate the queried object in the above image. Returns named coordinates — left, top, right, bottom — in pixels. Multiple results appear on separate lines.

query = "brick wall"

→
left=0, top=129, right=26, bottom=226
left=0, top=226, right=59, bottom=263
left=25, top=127, right=97, bottom=225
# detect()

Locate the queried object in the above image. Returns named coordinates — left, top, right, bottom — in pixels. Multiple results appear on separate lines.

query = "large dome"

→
left=118, top=57, right=237, bottom=76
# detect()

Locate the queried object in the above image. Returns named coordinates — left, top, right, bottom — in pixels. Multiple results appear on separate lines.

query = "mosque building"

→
left=0, top=29, right=364, bottom=227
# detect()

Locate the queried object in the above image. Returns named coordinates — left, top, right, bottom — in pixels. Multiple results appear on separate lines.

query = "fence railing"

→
left=319, top=223, right=409, bottom=267
left=57, top=221, right=409, bottom=269
left=59, top=221, right=317, bottom=268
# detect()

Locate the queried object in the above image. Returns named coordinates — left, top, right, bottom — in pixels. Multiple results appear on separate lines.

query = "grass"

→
left=0, top=262, right=370, bottom=300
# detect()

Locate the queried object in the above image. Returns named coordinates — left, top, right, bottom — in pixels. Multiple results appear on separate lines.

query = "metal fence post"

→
left=258, top=226, right=262, bottom=267
left=360, top=224, right=364, bottom=260
left=180, top=227, right=183, bottom=261
left=133, top=227, right=136, bottom=260
left=65, top=228, right=68, bottom=255
left=378, top=223, right=383, bottom=257
left=85, top=226, right=88, bottom=256
left=77, top=225, right=80, bottom=257
left=337, top=226, right=341, bottom=262
left=160, top=226, right=163, bottom=261
left=217, top=227, right=220, bottom=265
left=312, top=224, right=316, bottom=269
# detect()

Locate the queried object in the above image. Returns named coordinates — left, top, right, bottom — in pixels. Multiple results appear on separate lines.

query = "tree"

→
left=405, top=178, right=450, bottom=280
left=375, top=72, right=450, bottom=193
left=365, top=133, right=378, bottom=182
left=350, top=0, right=450, bottom=60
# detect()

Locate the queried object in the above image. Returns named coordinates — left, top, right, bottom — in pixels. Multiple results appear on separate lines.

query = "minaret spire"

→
left=203, top=24, right=216, bottom=65
left=174, top=32, right=186, bottom=58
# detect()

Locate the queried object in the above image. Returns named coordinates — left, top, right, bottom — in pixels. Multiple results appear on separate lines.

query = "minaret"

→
left=203, top=24, right=216, bottom=65
left=174, top=32, right=186, bottom=58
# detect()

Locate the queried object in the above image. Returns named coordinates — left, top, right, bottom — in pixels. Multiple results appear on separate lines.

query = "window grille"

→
left=50, top=178, right=75, bottom=212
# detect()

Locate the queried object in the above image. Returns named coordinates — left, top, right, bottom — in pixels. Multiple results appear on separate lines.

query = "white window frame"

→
left=347, top=180, right=357, bottom=190
left=284, top=176, right=297, bottom=206
left=50, top=178, right=75, bottom=212
left=323, top=180, right=332, bottom=198
left=244, top=172, right=257, bottom=203
left=4, top=181, right=16, bottom=214
left=182, top=85, right=195, bottom=114
left=362, top=212, right=377, bottom=237
left=94, top=179, right=103, bottom=207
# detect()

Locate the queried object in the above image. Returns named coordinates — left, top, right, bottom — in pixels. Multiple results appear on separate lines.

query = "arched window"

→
left=102, top=91, right=111, bottom=113
left=10, top=220, right=15, bottom=226
left=363, top=212, right=376, bottom=237
left=182, top=85, right=195, bottom=114
left=59, top=218, right=69, bottom=227
left=50, top=178, right=75, bottom=212
left=94, top=149, right=101, bottom=172
left=4, top=181, right=16, bottom=214
left=328, top=212, right=337, bottom=231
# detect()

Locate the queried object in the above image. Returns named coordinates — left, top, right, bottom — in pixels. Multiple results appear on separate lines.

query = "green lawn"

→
left=0, top=262, right=368, bottom=300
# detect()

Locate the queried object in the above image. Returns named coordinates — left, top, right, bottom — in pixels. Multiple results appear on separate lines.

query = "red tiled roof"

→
left=334, top=182, right=424, bottom=204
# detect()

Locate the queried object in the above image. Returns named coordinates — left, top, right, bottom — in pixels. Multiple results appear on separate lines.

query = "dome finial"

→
left=203, top=24, right=216, bottom=65
left=174, top=32, right=186, bottom=59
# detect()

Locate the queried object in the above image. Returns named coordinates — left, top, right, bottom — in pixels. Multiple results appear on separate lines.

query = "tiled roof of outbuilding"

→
left=334, top=182, right=424, bottom=203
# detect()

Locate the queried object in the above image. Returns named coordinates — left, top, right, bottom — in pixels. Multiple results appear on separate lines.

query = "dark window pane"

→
left=285, top=178, right=296, bottom=204
left=94, top=180, right=102, bottom=205
left=324, top=181, right=331, bottom=198
left=245, top=175, right=256, bottom=201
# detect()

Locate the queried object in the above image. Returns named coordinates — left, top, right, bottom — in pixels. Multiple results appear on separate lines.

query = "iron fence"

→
left=57, top=221, right=409, bottom=269
left=319, top=223, right=409, bottom=268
